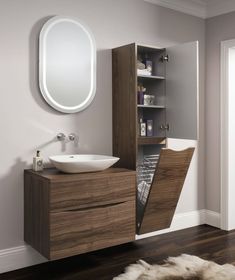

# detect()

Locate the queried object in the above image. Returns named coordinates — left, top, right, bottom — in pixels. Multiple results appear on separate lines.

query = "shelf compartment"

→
left=137, top=105, right=165, bottom=109
left=138, top=137, right=166, bottom=145
left=137, top=74, right=165, bottom=80
left=137, top=45, right=165, bottom=77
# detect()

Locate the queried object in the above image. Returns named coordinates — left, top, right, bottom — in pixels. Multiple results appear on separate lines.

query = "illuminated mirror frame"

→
left=39, top=16, right=96, bottom=113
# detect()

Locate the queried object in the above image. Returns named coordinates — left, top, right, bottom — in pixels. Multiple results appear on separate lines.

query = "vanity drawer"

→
left=49, top=200, right=135, bottom=260
left=50, top=175, right=135, bottom=212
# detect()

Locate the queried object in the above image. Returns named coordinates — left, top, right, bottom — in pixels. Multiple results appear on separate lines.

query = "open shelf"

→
left=137, top=105, right=165, bottom=109
left=137, top=74, right=165, bottom=80
left=138, top=137, right=166, bottom=145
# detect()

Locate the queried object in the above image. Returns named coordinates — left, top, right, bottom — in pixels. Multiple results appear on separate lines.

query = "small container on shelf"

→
left=144, top=95, right=155, bottom=106
left=140, top=118, right=146, bottom=136
left=146, top=120, right=153, bottom=136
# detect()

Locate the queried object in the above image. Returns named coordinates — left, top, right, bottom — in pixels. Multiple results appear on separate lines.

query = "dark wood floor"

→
left=2, top=225, right=235, bottom=280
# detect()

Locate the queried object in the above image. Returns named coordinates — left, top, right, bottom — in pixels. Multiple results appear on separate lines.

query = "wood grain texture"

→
left=27, top=168, right=134, bottom=182
left=50, top=200, right=136, bottom=260
left=50, top=175, right=135, bottom=212
left=138, top=147, right=195, bottom=234
left=24, top=171, right=50, bottom=258
left=112, top=43, right=137, bottom=170
left=24, top=168, right=136, bottom=260
left=138, top=137, right=166, bottom=145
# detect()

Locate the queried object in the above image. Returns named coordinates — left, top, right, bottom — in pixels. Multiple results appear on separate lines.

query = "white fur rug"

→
left=113, top=254, right=235, bottom=280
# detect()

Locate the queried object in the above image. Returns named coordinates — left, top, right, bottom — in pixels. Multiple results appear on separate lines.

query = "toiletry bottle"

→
left=146, top=120, right=153, bottom=136
left=140, top=86, right=147, bottom=105
left=138, top=85, right=144, bottom=105
left=144, top=54, right=153, bottom=75
left=140, top=118, right=146, bottom=137
left=33, top=150, right=43, bottom=172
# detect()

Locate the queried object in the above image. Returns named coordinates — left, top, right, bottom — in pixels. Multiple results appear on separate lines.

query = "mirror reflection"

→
left=39, top=16, right=96, bottom=113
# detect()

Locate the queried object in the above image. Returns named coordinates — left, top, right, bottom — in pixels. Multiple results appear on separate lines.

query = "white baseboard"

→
left=136, top=209, right=206, bottom=240
left=205, top=210, right=221, bottom=228
left=0, top=245, right=47, bottom=274
left=0, top=209, right=221, bottom=274
left=137, top=209, right=221, bottom=240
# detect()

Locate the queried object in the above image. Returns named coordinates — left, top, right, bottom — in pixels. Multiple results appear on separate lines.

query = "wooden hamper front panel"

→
left=50, top=200, right=136, bottom=260
left=138, top=148, right=195, bottom=234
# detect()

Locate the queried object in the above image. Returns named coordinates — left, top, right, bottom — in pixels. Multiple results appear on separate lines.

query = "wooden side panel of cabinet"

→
left=138, top=148, right=194, bottom=234
left=112, top=43, right=137, bottom=170
left=24, top=171, right=50, bottom=258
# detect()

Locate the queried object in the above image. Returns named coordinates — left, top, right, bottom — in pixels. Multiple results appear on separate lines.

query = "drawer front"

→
left=50, top=200, right=135, bottom=260
left=50, top=175, right=135, bottom=212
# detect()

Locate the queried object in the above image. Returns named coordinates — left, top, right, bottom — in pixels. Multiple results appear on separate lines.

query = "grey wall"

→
left=206, top=11, right=235, bottom=212
left=0, top=0, right=205, bottom=251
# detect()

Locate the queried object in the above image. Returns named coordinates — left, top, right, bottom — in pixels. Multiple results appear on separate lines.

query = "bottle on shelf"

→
left=146, top=120, right=153, bottom=136
left=137, top=85, right=146, bottom=105
left=140, top=118, right=146, bottom=137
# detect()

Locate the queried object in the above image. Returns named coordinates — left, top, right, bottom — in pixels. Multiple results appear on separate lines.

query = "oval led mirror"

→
left=39, top=16, right=96, bottom=113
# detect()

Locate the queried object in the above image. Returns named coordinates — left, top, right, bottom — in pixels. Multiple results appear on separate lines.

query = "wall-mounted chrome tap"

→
left=56, top=133, right=78, bottom=142
left=57, top=133, right=66, bottom=141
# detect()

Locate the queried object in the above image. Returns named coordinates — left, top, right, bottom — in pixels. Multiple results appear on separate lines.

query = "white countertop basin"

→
left=49, top=154, right=120, bottom=173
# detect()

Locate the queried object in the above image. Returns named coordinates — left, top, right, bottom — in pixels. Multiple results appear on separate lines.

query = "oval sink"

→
left=49, top=154, right=120, bottom=173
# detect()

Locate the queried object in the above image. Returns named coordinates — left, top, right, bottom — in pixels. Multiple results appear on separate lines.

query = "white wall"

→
left=168, top=139, right=198, bottom=214
left=206, top=11, right=235, bottom=212
left=0, top=0, right=205, bottom=270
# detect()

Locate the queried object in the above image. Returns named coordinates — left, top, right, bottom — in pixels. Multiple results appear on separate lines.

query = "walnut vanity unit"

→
left=24, top=168, right=136, bottom=260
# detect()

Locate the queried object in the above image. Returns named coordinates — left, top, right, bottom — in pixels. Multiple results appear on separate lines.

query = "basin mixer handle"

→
left=68, top=133, right=77, bottom=141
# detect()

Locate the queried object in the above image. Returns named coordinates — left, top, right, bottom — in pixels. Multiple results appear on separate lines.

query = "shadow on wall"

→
left=0, top=136, right=79, bottom=250
left=28, top=16, right=62, bottom=115
left=0, top=158, right=30, bottom=249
